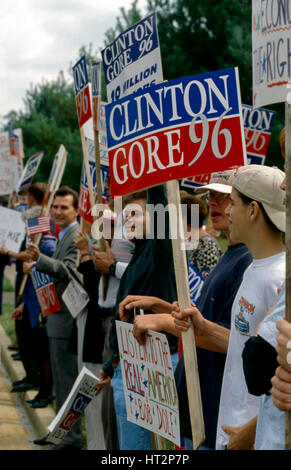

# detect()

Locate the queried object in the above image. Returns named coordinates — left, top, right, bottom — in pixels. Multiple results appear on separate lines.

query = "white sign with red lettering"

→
left=252, top=0, right=291, bottom=107
left=116, top=320, right=180, bottom=446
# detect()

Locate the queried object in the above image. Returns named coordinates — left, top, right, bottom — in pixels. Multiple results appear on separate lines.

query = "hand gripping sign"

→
left=105, top=67, right=247, bottom=196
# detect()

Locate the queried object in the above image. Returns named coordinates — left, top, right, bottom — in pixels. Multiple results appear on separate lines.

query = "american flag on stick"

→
left=27, top=216, right=51, bottom=236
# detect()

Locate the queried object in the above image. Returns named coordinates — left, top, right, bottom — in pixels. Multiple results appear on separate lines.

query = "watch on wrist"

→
left=109, top=261, right=117, bottom=276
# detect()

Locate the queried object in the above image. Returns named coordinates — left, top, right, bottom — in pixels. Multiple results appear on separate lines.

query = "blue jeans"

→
left=112, top=352, right=178, bottom=450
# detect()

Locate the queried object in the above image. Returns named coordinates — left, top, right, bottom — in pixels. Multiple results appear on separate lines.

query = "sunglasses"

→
left=203, top=191, right=230, bottom=204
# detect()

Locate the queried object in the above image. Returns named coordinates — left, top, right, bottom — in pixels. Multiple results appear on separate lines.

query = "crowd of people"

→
left=0, top=153, right=291, bottom=451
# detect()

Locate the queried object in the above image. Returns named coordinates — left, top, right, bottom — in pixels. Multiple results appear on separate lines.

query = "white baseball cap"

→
left=233, top=165, right=286, bottom=232
left=195, top=169, right=237, bottom=194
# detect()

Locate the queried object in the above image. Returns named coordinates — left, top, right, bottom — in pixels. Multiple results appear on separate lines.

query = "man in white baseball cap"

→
left=172, top=164, right=286, bottom=450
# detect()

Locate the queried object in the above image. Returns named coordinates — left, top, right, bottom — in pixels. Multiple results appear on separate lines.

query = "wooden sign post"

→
left=166, top=179, right=205, bottom=449
left=285, top=101, right=291, bottom=449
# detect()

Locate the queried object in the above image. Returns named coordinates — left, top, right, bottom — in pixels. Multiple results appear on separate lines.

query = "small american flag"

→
left=27, top=216, right=51, bottom=236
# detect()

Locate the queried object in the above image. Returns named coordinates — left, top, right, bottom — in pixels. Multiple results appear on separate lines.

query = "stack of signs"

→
left=181, top=103, right=276, bottom=191
left=0, top=207, right=26, bottom=253
left=106, top=68, right=247, bottom=196
left=17, top=152, right=43, bottom=191
left=30, top=266, right=60, bottom=317
left=47, top=366, right=99, bottom=445
left=101, top=12, right=163, bottom=103
left=116, top=321, right=180, bottom=446
left=252, top=0, right=291, bottom=107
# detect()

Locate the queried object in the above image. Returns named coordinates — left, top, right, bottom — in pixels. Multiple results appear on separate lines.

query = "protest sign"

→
left=116, top=320, right=180, bottom=446
left=0, top=207, right=26, bottom=252
left=30, top=266, right=60, bottom=317
left=72, top=56, right=95, bottom=212
left=106, top=68, right=246, bottom=196
left=102, top=11, right=163, bottom=103
left=72, top=56, right=93, bottom=127
left=84, top=101, right=109, bottom=168
left=18, top=152, right=43, bottom=190
left=252, top=0, right=291, bottom=107
left=181, top=103, right=276, bottom=190
left=242, top=104, right=276, bottom=164
left=0, top=132, right=15, bottom=195
left=47, top=366, right=99, bottom=445
left=62, top=279, right=89, bottom=318
left=79, top=160, right=109, bottom=223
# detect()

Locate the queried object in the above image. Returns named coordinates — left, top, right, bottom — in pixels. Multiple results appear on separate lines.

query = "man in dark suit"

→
left=27, top=186, right=82, bottom=450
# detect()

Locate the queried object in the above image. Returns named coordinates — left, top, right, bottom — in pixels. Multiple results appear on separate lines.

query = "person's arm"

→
left=172, top=304, right=229, bottom=353
left=133, top=309, right=229, bottom=354
left=119, top=295, right=173, bottom=321
left=221, top=416, right=257, bottom=450
left=0, top=243, right=28, bottom=261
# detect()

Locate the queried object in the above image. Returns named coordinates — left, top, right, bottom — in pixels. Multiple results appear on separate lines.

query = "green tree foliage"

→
left=106, top=0, right=284, bottom=168
left=4, top=72, right=82, bottom=190
left=1, top=0, right=285, bottom=192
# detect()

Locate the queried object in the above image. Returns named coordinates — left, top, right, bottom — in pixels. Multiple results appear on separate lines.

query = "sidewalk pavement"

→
left=0, top=264, right=56, bottom=450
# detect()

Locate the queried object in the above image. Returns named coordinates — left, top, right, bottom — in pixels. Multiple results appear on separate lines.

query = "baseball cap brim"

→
left=195, top=183, right=232, bottom=194
left=261, top=201, right=286, bottom=232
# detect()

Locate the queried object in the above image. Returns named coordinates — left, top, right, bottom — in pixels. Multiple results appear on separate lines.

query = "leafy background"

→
left=0, top=0, right=285, bottom=191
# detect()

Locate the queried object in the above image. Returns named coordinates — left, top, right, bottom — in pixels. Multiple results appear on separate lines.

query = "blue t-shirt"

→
left=175, top=243, right=253, bottom=449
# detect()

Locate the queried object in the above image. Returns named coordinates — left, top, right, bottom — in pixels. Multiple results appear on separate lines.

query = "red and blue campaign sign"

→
left=101, top=11, right=163, bottom=103
left=106, top=67, right=247, bottom=196
left=59, top=392, right=91, bottom=432
left=242, top=104, right=275, bottom=165
left=79, top=161, right=109, bottom=223
left=72, top=56, right=92, bottom=127
left=181, top=103, right=276, bottom=190
left=18, top=152, right=43, bottom=191
left=31, top=267, right=60, bottom=317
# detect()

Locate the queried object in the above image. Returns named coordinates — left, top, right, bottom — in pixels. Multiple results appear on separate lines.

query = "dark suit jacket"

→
left=36, top=222, right=80, bottom=339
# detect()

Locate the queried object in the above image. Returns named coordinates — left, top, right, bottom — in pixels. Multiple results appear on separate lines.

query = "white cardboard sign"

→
left=47, top=366, right=99, bottom=445
left=0, top=206, right=26, bottom=252
left=116, top=320, right=180, bottom=446
left=252, top=0, right=291, bottom=107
